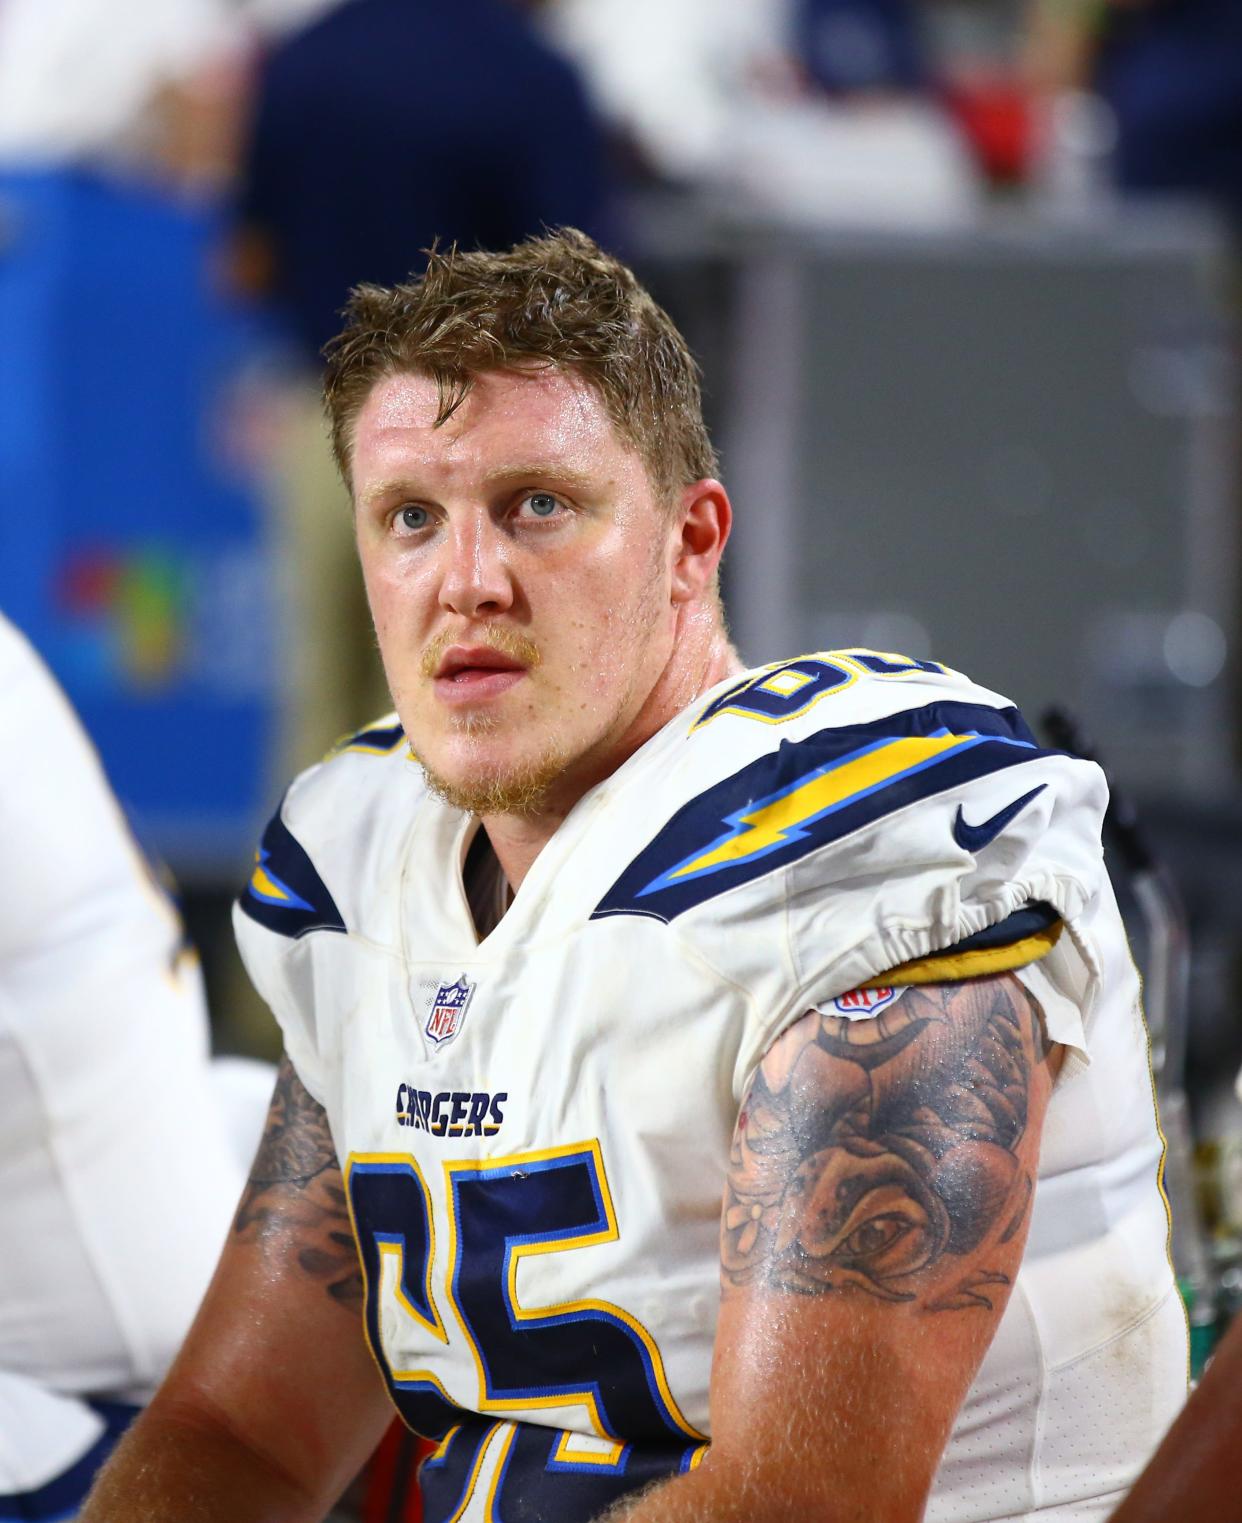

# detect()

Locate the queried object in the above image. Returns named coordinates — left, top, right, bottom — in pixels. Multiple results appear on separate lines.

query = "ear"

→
left=669, top=479, right=732, bottom=604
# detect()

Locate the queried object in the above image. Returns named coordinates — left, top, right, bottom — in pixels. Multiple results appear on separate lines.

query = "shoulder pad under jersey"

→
left=237, top=713, right=414, bottom=944
left=590, top=650, right=1107, bottom=1024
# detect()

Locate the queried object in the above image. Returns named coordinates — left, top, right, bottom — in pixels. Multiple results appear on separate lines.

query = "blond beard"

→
left=417, top=743, right=570, bottom=818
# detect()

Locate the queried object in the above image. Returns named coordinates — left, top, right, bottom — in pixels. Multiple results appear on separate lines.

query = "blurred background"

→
left=1, top=0, right=1240, bottom=1368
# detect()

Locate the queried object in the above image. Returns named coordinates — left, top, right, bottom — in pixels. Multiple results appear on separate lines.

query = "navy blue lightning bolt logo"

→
left=593, top=702, right=1050, bottom=924
left=239, top=800, right=346, bottom=939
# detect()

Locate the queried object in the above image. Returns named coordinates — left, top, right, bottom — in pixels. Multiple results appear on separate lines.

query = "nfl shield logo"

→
left=425, top=974, right=475, bottom=1047
left=828, top=985, right=900, bottom=1018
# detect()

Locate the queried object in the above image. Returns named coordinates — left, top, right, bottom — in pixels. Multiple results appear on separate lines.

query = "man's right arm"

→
left=80, top=1055, right=395, bottom=1523
left=1108, top=1309, right=1242, bottom=1523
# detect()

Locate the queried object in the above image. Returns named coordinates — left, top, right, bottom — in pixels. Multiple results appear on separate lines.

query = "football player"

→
left=83, top=229, right=1188, bottom=1523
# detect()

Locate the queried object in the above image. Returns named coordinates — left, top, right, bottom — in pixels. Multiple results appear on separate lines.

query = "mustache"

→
left=420, top=627, right=542, bottom=678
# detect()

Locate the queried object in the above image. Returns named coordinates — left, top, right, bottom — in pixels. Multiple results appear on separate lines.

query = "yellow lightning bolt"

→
left=249, top=851, right=290, bottom=901
left=670, top=732, right=972, bottom=881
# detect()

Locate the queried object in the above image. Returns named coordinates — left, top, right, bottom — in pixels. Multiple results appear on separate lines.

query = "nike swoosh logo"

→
left=953, top=784, right=1047, bottom=853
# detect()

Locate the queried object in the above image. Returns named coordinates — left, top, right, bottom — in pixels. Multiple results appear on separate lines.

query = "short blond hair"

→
left=322, top=228, right=718, bottom=501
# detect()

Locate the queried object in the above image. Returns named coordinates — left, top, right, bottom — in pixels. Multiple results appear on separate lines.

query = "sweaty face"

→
left=351, top=368, right=680, bottom=818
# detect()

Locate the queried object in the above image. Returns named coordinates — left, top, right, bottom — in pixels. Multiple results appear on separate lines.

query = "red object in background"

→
left=56, top=549, right=121, bottom=615
left=942, top=75, right=1036, bottom=187
left=360, top=1422, right=430, bottom=1523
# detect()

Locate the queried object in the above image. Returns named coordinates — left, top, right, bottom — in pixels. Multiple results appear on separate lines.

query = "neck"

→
left=484, top=613, right=742, bottom=891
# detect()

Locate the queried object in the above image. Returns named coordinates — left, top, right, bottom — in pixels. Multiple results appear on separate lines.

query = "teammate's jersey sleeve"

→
left=591, top=651, right=1109, bottom=1097
left=0, top=1372, right=104, bottom=1493
left=0, top=615, right=247, bottom=1490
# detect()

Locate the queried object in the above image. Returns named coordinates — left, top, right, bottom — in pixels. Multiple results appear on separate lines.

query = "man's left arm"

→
left=603, top=971, right=1062, bottom=1522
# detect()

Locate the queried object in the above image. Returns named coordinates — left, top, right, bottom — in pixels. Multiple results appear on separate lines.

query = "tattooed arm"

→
left=603, top=972, right=1062, bottom=1523
left=80, top=1055, right=392, bottom=1523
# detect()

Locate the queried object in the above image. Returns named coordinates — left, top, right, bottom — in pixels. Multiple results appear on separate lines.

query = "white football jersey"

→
left=236, top=650, right=1187, bottom=1523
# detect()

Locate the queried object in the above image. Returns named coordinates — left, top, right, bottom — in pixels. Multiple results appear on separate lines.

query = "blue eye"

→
left=398, top=505, right=430, bottom=532
left=526, top=493, right=559, bottom=518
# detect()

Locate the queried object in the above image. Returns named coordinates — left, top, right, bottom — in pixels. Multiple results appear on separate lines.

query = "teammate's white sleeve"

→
left=0, top=615, right=252, bottom=1490
left=0, top=1372, right=103, bottom=1493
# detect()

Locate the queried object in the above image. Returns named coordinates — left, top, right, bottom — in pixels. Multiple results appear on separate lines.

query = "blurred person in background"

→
left=1024, top=0, right=1242, bottom=223
left=792, top=0, right=928, bottom=94
left=545, top=0, right=979, bottom=224
left=0, top=0, right=250, bottom=195
left=237, top=0, right=613, bottom=367
left=232, top=0, right=616, bottom=773
left=542, top=0, right=788, bottom=187
left=0, top=613, right=272, bottom=1520
left=0, top=0, right=346, bottom=194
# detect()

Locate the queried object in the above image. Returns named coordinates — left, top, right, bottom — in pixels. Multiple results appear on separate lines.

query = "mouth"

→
left=432, top=645, right=529, bottom=701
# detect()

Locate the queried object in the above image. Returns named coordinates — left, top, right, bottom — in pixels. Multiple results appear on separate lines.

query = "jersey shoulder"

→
left=685, top=648, right=1019, bottom=745
left=593, top=648, right=1063, bottom=926
left=590, top=649, right=1108, bottom=1071
left=236, top=714, right=420, bottom=944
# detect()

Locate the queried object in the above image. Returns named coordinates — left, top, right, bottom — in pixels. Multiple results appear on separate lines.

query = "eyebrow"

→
left=482, top=462, right=600, bottom=493
left=358, top=478, right=420, bottom=510
left=360, top=463, right=600, bottom=509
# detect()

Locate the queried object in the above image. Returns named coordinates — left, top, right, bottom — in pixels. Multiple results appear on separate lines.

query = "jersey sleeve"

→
left=749, top=747, right=1102, bottom=1092
left=779, top=736, right=1103, bottom=1049
left=232, top=783, right=347, bottom=1108
left=592, top=654, right=1110, bottom=1100
left=232, top=716, right=409, bottom=1109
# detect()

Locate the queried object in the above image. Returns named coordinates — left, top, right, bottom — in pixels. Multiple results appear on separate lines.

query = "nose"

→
left=437, top=510, right=515, bottom=620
